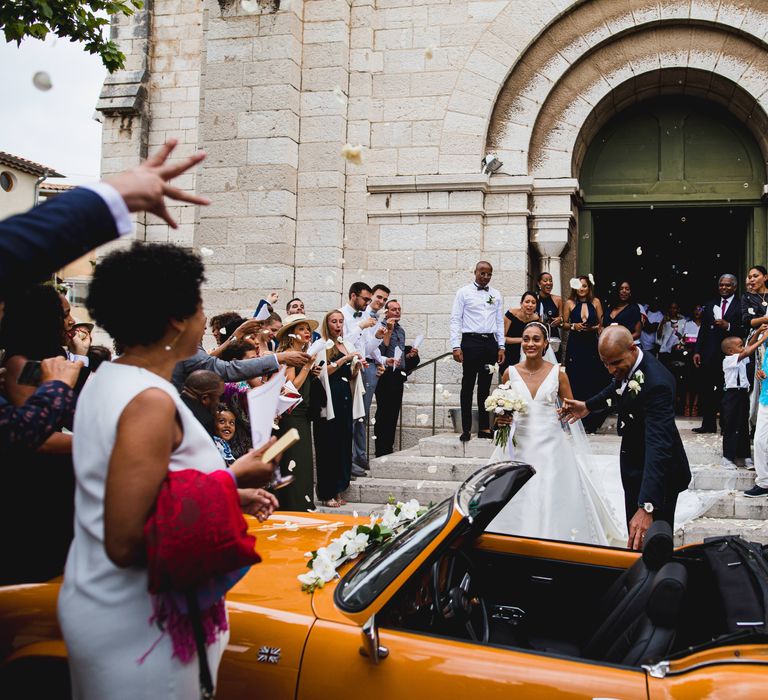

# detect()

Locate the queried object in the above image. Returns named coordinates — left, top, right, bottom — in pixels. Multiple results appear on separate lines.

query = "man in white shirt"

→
left=640, top=302, right=663, bottom=354
left=450, top=261, right=505, bottom=442
left=352, top=283, right=390, bottom=471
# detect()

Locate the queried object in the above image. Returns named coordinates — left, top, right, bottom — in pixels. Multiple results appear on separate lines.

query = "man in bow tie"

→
left=450, top=261, right=505, bottom=442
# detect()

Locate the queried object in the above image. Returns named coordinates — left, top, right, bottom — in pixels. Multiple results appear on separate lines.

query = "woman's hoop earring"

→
left=164, top=332, right=182, bottom=352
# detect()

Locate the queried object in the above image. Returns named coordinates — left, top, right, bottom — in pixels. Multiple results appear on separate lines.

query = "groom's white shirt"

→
left=619, top=349, right=644, bottom=395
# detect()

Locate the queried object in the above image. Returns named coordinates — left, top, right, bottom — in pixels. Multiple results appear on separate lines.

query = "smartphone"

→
left=17, top=360, right=42, bottom=386
left=316, top=360, right=326, bottom=367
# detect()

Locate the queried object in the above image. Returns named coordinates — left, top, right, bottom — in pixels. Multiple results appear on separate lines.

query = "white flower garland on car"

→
left=298, top=499, right=428, bottom=592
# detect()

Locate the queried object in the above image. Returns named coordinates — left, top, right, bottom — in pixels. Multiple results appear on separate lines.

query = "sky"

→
left=0, top=34, right=106, bottom=184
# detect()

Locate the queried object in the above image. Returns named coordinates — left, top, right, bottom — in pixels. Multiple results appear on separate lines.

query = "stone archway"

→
left=471, top=1, right=768, bottom=294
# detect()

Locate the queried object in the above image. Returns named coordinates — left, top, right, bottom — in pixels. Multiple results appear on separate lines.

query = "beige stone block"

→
left=443, top=110, right=486, bottom=136
left=200, top=166, right=238, bottom=193
left=247, top=137, right=299, bottom=167
left=351, top=27, right=374, bottom=49
left=234, top=264, right=293, bottom=290
left=205, top=15, right=258, bottom=41
left=375, top=28, right=413, bottom=51
left=207, top=37, right=252, bottom=63
left=391, top=269, right=439, bottom=290
left=304, top=0, right=349, bottom=22
left=371, top=121, right=412, bottom=148
left=300, top=115, right=347, bottom=143
left=302, top=66, right=350, bottom=92
left=372, top=73, right=411, bottom=98
left=248, top=190, right=297, bottom=217
left=427, top=3, right=468, bottom=25
left=349, top=95, right=382, bottom=121
left=400, top=293, right=455, bottom=314
left=350, top=49, right=384, bottom=73
left=195, top=218, right=228, bottom=246
left=383, top=96, right=449, bottom=121
left=298, top=171, right=345, bottom=190
left=439, top=154, right=480, bottom=174
left=349, top=71, right=372, bottom=97
left=483, top=224, right=528, bottom=252
left=363, top=147, right=398, bottom=176
left=300, top=91, right=345, bottom=117
left=298, top=141, right=345, bottom=172
left=412, top=120, right=441, bottom=146
left=389, top=191, right=429, bottom=210
left=427, top=222, right=482, bottom=249
left=171, top=101, right=200, bottom=118
left=449, top=191, right=483, bottom=210
left=237, top=165, right=297, bottom=192
left=227, top=216, right=295, bottom=245
left=411, top=71, right=457, bottom=97
left=397, top=147, right=439, bottom=175
left=201, top=139, right=247, bottom=169
left=244, top=59, right=302, bottom=88
left=379, top=223, right=427, bottom=250
left=304, top=21, right=349, bottom=44
left=250, top=84, right=300, bottom=112
left=201, top=264, right=235, bottom=290
left=204, top=87, right=251, bottom=112
left=381, top=5, right=428, bottom=27
left=296, top=204, right=344, bottom=222
left=304, top=41, right=351, bottom=69
left=296, top=218, right=344, bottom=247
left=294, top=246, right=345, bottom=267
left=383, top=48, right=426, bottom=74
left=252, top=35, right=303, bottom=61
left=243, top=243, right=295, bottom=265
left=202, top=63, right=245, bottom=89
left=367, top=250, right=415, bottom=270
left=298, top=187, right=345, bottom=209
left=237, top=110, right=300, bottom=140
left=346, top=121, right=371, bottom=147
left=204, top=191, right=249, bottom=218
left=294, top=265, right=343, bottom=290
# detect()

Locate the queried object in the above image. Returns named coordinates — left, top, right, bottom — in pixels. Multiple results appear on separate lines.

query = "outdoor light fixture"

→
left=482, top=154, right=503, bottom=174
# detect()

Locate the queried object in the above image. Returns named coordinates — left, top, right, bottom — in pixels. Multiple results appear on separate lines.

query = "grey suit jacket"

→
left=172, top=346, right=280, bottom=390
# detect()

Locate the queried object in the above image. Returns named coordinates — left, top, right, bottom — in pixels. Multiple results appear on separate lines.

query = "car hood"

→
left=229, top=512, right=365, bottom=616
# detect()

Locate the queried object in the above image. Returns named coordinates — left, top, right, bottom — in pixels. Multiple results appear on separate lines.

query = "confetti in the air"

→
left=200, top=246, right=214, bottom=257
left=287, top=460, right=296, bottom=472
left=424, top=45, right=435, bottom=59
left=304, top=495, right=311, bottom=502
left=636, top=247, right=643, bottom=255
left=416, top=413, right=429, bottom=425
left=267, top=534, right=278, bottom=540
left=427, top=465, right=438, bottom=474
left=32, top=71, right=52, bottom=91
left=341, top=143, right=363, bottom=165
left=417, top=480, right=425, bottom=489
left=441, top=390, right=451, bottom=399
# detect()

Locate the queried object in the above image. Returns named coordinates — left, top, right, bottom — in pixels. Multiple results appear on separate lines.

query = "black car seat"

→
left=529, top=520, right=674, bottom=658
left=581, top=520, right=674, bottom=659
left=604, top=561, right=688, bottom=665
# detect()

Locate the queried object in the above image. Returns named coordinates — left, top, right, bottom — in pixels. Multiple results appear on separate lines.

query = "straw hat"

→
left=275, top=313, right=319, bottom=339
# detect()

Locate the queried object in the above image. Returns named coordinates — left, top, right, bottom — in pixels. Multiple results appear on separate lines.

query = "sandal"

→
left=321, top=499, right=341, bottom=508
left=336, top=496, right=348, bottom=506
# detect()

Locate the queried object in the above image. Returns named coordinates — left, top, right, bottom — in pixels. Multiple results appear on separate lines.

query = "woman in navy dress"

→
left=536, top=271, right=563, bottom=356
left=604, top=280, right=642, bottom=342
left=564, top=275, right=609, bottom=433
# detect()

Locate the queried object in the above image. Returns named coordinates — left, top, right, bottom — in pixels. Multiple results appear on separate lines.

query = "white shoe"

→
left=721, top=458, right=738, bottom=470
left=743, top=458, right=756, bottom=471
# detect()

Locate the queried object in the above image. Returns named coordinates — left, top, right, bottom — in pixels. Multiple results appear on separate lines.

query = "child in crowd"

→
left=213, top=404, right=237, bottom=466
left=721, top=325, right=768, bottom=469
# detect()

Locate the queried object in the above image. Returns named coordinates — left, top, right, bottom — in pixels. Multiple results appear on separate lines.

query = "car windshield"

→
left=336, top=462, right=534, bottom=613
left=335, top=498, right=452, bottom=612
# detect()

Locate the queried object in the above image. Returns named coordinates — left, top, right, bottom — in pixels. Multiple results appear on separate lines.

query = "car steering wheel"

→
left=430, top=548, right=490, bottom=643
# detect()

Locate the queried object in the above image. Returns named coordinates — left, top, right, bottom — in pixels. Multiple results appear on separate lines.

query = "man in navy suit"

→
left=693, top=274, right=743, bottom=433
left=0, top=139, right=208, bottom=298
left=560, top=326, right=691, bottom=550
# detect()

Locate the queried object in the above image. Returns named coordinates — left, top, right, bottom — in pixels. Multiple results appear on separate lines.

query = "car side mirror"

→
left=359, top=614, right=389, bottom=664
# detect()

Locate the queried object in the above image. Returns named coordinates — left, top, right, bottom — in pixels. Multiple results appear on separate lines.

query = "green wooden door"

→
left=578, top=96, right=767, bottom=273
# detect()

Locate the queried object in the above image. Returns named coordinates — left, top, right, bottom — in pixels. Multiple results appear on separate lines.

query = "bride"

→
left=487, top=321, right=626, bottom=546
left=487, top=321, right=726, bottom=547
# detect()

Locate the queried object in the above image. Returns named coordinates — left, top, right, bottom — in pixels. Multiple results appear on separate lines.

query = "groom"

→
left=559, top=326, right=690, bottom=550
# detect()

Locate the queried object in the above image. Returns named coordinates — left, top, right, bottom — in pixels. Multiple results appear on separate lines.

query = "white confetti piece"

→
left=436, top=384, right=443, bottom=391
left=417, top=480, right=425, bottom=489
left=636, top=246, right=643, bottom=255
left=353, top=510, right=359, bottom=517
left=416, top=413, right=429, bottom=425
left=304, top=495, right=311, bottom=502
left=284, top=522, right=299, bottom=531
left=372, top=435, right=377, bottom=440
left=341, top=376, right=349, bottom=382
left=427, top=465, right=438, bottom=474
left=569, top=277, right=581, bottom=290
left=287, top=460, right=296, bottom=472
left=200, top=246, right=214, bottom=257
left=32, top=71, right=52, bottom=91
left=370, top=418, right=376, bottom=425
left=588, top=273, right=595, bottom=285
left=441, top=390, right=451, bottom=399
left=606, top=398, right=612, bottom=407
left=401, top=371, right=407, bottom=377
left=424, top=45, right=435, bottom=59
left=272, top=422, right=280, bottom=431
left=267, top=534, right=278, bottom=540
left=341, top=143, right=363, bottom=165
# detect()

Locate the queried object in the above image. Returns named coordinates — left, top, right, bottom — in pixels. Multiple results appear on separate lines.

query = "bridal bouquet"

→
left=484, top=383, right=528, bottom=451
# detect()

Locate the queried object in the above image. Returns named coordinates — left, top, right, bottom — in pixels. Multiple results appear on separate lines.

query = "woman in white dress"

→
left=488, top=321, right=626, bottom=545
left=58, top=243, right=279, bottom=700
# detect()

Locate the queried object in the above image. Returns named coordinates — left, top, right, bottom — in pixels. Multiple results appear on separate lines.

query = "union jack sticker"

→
left=258, top=646, right=281, bottom=664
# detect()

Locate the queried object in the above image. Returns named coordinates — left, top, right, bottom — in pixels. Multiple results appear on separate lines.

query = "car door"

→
left=298, top=619, right=649, bottom=700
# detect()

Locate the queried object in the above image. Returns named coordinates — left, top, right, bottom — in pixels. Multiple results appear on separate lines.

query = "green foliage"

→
left=1, top=0, right=144, bottom=72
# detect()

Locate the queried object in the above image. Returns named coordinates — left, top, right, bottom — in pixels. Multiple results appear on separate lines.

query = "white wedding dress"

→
left=487, top=364, right=627, bottom=546
left=487, top=363, right=726, bottom=546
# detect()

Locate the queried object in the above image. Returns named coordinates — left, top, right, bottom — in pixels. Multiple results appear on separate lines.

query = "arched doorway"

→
left=578, top=96, right=767, bottom=312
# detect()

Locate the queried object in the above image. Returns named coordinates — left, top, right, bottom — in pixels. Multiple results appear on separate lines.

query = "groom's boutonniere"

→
left=487, top=294, right=496, bottom=305
left=627, top=370, right=645, bottom=395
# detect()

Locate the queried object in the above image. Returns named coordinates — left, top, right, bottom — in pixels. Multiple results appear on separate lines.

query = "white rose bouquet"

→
left=484, top=383, right=528, bottom=451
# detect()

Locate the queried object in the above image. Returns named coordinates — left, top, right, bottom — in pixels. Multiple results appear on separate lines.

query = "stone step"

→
left=691, top=465, right=757, bottom=491
left=369, top=451, right=487, bottom=482
left=342, top=477, right=460, bottom=506
left=676, top=518, right=768, bottom=546
left=314, top=502, right=381, bottom=517
left=703, top=492, right=768, bottom=519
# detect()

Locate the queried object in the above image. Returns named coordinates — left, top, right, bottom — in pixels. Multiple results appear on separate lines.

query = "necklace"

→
left=519, top=363, right=546, bottom=377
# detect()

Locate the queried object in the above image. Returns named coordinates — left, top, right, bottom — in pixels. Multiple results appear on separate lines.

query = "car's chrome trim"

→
left=642, top=660, right=670, bottom=678
left=644, top=658, right=768, bottom=678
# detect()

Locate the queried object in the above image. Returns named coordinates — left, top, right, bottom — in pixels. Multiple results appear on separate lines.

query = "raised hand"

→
left=557, top=397, right=589, bottom=424
left=104, top=139, right=210, bottom=229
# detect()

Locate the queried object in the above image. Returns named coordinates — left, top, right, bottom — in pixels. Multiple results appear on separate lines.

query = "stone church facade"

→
left=97, top=0, right=768, bottom=362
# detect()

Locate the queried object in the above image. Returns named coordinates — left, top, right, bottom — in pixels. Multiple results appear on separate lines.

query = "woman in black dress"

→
left=536, top=272, right=563, bottom=355
left=742, top=265, right=768, bottom=336
left=501, top=291, right=539, bottom=380
left=564, top=275, right=608, bottom=433
left=313, top=309, right=362, bottom=508
left=604, top=280, right=642, bottom=341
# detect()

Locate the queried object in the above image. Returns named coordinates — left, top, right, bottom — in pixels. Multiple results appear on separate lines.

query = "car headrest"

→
left=647, top=562, right=688, bottom=627
left=641, top=520, right=673, bottom=570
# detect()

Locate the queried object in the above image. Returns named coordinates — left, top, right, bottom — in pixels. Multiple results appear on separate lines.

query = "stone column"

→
left=197, top=1, right=301, bottom=315
left=529, top=179, right=579, bottom=297
left=294, top=0, right=352, bottom=315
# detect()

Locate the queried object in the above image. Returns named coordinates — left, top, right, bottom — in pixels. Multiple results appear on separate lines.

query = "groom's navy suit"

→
left=585, top=351, right=691, bottom=526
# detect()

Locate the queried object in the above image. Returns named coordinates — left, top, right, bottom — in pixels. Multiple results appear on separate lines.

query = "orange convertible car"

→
left=1, top=462, right=767, bottom=698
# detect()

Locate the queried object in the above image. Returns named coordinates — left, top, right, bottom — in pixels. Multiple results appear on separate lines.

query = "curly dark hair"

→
left=87, top=242, right=205, bottom=347
left=0, top=284, right=66, bottom=360
left=211, top=313, right=246, bottom=343
left=218, top=339, right=253, bottom=361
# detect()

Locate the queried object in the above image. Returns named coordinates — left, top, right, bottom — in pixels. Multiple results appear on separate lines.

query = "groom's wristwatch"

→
left=642, top=502, right=654, bottom=513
